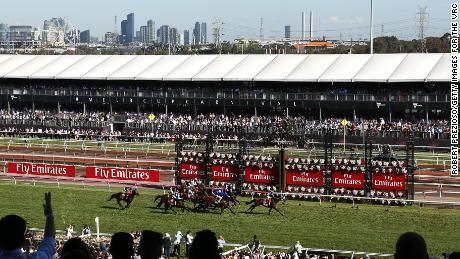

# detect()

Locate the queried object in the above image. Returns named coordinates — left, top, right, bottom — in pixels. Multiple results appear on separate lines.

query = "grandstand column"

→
left=32, top=100, right=35, bottom=113
left=7, top=101, right=10, bottom=113
left=83, top=103, right=86, bottom=114
left=254, top=106, right=257, bottom=117
left=57, top=102, right=61, bottom=113
left=110, top=103, right=113, bottom=114
left=279, top=148, right=287, bottom=191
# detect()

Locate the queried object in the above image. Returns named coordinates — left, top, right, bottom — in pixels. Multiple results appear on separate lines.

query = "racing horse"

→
left=195, top=195, right=236, bottom=214
left=245, top=194, right=286, bottom=216
left=108, top=189, right=139, bottom=209
left=154, top=194, right=189, bottom=213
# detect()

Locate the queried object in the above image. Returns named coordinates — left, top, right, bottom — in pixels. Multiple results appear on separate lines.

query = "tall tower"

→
left=127, top=13, right=134, bottom=43
left=259, top=17, right=264, bottom=42
left=309, top=11, right=313, bottom=41
left=416, top=6, right=429, bottom=53
left=301, top=11, right=306, bottom=40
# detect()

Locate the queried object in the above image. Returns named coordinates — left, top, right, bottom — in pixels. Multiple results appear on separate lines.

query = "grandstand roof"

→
left=0, top=53, right=450, bottom=82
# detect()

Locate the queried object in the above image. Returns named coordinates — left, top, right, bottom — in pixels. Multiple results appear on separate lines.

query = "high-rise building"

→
left=140, top=26, right=148, bottom=43
left=284, top=25, right=291, bottom=40
left=121, top=20, right=128, bottom=43
left=42, top=18, right=66, bottom=45
left=135, top=30, right=141, bottom=42
left=80, top=30, right=90, bottom=44
left=200, top=22, right=207, bottom=44
left=8, top=26, right=40, bottom=47
left=184, top=30, right=190, bottom=46
left=127, top=13, right=135, bottom=43
left=193, top=22, right=201, bottom=45
left=170, top=27, right=179, bottom=46
left=158, top=25, right=170, bottom=45
left=105, top=32, right=115, bottom=45
left=147, top=20, right=155, bottom=43
left=0, top=24, right=9, bottom=43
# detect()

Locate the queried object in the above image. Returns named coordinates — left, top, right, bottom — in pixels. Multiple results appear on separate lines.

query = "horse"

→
left=154, top=194, right=189, bottom=213
left=107, top=189, right=139, bottom=209
left=195, top=195, right=236, bottom=214
left=246, top=194, right=286, bottom=216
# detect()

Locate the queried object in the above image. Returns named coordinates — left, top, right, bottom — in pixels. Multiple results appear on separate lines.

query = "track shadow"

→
left=151, top=210, right=177, bottom=214
left=240, top=211, right=266, bottom=215
left=100, top=205, right=122, bottom=210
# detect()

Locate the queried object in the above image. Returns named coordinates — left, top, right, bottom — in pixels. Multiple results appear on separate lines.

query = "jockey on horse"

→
left=123, top=186, right=134, bottom=199
left=170, top=187, right=183, bottom=206
left=212, top=187, right=229, bottom=204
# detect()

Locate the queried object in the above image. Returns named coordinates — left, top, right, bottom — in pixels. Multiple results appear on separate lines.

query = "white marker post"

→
left=95, top=217, right=100, bottom=241
left=341, top=119, right=348, bottom=153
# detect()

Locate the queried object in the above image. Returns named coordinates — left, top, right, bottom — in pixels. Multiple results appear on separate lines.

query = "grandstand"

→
left=0, top=53, right=457, bottom=258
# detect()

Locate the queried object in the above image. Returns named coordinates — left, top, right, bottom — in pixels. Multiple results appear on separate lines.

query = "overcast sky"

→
left=0, top=0, right=451, bottom=41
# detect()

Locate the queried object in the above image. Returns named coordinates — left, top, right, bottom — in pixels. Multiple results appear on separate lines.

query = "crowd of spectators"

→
left=0, top=109, right=451, bottom=141
left=1, top=192, right=459, bottom=259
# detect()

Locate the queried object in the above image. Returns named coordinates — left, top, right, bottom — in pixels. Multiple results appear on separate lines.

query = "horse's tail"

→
left=246, top=199, right=255, bottom=205
left=108, top=193, right=117, bottom=201
left=154, top=195, right=162, bottom=202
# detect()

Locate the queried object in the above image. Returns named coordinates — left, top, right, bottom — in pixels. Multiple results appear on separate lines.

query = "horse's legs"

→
left=273, top=206, right=284, bottom=216
left=228, top=206, right=236, bottom=215
left=117, top=199, right=123, bottom=208
left=269, top=207, right=272, bottom=215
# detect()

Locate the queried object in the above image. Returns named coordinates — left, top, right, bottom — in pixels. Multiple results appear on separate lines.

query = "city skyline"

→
left=0, top=0, right=451, bottom=41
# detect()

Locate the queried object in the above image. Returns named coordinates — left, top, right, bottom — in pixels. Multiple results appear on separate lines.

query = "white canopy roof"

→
left=318, top=54, right=372, bottom=82
left=55, top=55, right=110, bottom=79
left=254, top=55, right=308, bottom=81
left=285, top=54, right=340, bottom=82
left=426, top=53, right=451, bottom=82
left=136, top=55, right=190, bottom=80
left=0, top=55, right=37, bottom=77
left=107, top=55, right=162, bottom=80
left=30, top=55, right=85, bottom=79
left=82, top=55, right=135, bottom=80
left=353, top=54, right=407, bottom=82
left=5, top=55, right=59, bottom=79
left=193, top=55, right=248, bottom=81
left=223, top=55, right=277, bottom=81
left=0, top=54, right=449, bottom=82
left=388, top=53, right=443, bottom=82
left=164, top=55, right=217, bottom=81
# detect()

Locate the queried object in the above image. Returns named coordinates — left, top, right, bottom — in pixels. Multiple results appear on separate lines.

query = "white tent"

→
left=0, top=53, right=450, bottom=82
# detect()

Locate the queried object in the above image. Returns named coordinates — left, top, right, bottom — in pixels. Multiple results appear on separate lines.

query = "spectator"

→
left=0, top=192, right=55, bottom=259
left=185, top=231, right=193, bottom=258
left=173, top=231, right=183, bottom=257
left=60, top=238, right=92, bottom=259
left=65, top=225, right=74, bottom=239
left=109, top=232, right=134, bottom=259
left=138, top=230, right=163, bottom=259
left=250, top=235, right=261, bottom=254
left=80, top=225, right=91, bottom=238
left=395, top=232, right=429, bottom=259
left=293, top=241, right=303, bottom=255
left=163, top=233, right=171, bottom=259
left=217, top=236, right=226, bottom=254
left=189, top=230, right=220, bottom=259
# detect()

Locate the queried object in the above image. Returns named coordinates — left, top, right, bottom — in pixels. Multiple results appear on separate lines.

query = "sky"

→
left=0, top=0, right=451, bottom=41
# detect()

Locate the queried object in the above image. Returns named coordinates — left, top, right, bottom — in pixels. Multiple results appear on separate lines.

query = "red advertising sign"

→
left=372, top=173, right=406, bottom=191
left=286, top=170, right=324, bottom=186
left=332, top=171, right=365, bottom=189
left=180, top=163, right=207, bottom=179
left=86, top=166, right=160, bottom=183
left=7, top=162, right=75, bottom=178
left=211, top=165, right=239, bottom=181
left=245, top=166, right=278, bottom=184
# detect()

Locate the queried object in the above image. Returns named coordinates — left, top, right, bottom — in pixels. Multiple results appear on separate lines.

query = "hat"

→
left=177, top=231, right=182, bottom=235
left=165, top=233, right=170, bottom=238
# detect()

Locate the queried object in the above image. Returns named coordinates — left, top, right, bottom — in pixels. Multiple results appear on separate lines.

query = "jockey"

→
left=266, top=191, right=274, bottom=205
left=123, top=187, right=132, bottom=199
left=212, top=187, right=229, bottom=204
left=170, top=187, right=182, bottom=205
